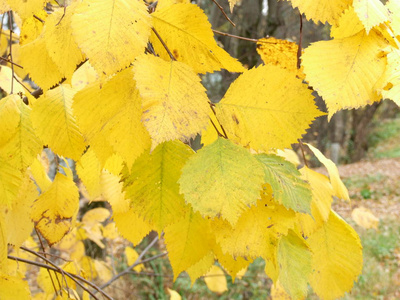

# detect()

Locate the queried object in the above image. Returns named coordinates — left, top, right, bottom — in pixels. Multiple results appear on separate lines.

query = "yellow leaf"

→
left=164, top=209, right=215, bottom=279
left=271, top=281, right=292, bottom=300
left=44, top=3, right=85, bottom=80
left=0, top=212, right=7, bottom=274
left=351, top=206, right=379, bottom=229
left=297, top=167, right=333, bottom=237
left=0, top=98, right=42, bottom=171
left=0, top=158, right=23, bottom=206
left=133, top=54, right=210, bottom=149
left=306, top=143, right=349, bottom=201
left=179, top=138, right=265, bottom=225
left=0, top=274, right=31, bottom=299
left=151, top=3, right=244, bottom=74
left=82, top=208, right=110, bottom=249
left=2, top=173, right=37, bottom=248
left=157, top=0, right=189, bottom=10
left=308, top=211, right=362, bottom=300
left=213, top=194, right=295, bottom=259
left=19, top=34, right=64, bottom=90
left=204, top=265, right=228, bottom=295
left=212, top=243, right=251, bottom=281
left=94, top=259, right=112, bottom=282
left=125, top=246, right=144, bottom=272
left=79, top=256, right=98, bottom=280
left=167, top=288, right=182, bottom=300
left=276, top=149, right=301, bottom=167
left=353, top=0, right=390, bottom=33
left=31, top=84, right=85, bottom=160
left=0, top=94, right=20, bottom=147
left=76, top=149, right=102, bottom=200
left=0, top=1, right=10, bottom=14
left=302, top=30, right=388, bottom=118
left=381, top=48, right=400, bottom=106
left=19, top=10, right=47, bottom=45
left=186, top=251, right=214, bottom=283
left=387, top=0, right=400, bottom=36
left=277, top=231, right=311, bottom=299
left=288, top=0, right=352, bottom=25
left=71, top=61, right=98, bottom=91
left=29, top=155, right=52, bottom=192
left=0, top=31, right=8, bottom=56
left=6, top=0, right=45, bottom=19
left=73, top=67, right=150, bottom=166
left=5, top=43, right=30, bottom=86
left=102, top=222, right=119, bottom=240
left=0, top=66, right=27, bottom=96
left=124, top=141, right=193, bottom=231
left=256, top=37, right=303, bottom=78
left=215, top=65, right=323, bottom=151
left=71, top=0, right=152, bottom=76
left=330, top=6, right=365, bottom=39
left=31, top=171, right=80, bottom=245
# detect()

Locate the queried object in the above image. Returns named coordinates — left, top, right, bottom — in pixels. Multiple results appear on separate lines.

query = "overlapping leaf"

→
left=256, top=154, right=312, bottom=214
left=353, top=0, right=390, bottom=33
left=73, top=67, right=150, bottom=166
left=134, top=54, right=210, bottom=148
left=44, top=3, right=85, bottom=80
left=387, top=0, right=400, bottom=35
left=277, top=231, right=312, bottom=299
left=5, top=0, right=44, bottom=20
left=31, top=84, right=85, bottom=160
left=308, top=211, right=363, bottom=300
left=71, top=0, right=152, bottom=76
left=214, top=65, right=323, bottom=151
left=302, top=30, right=388, bottom=118
left=0, top=99, right=42, bottom=171
left=381, top=48, right=400, bottom=106
left=124, top=141, right=193, bottom=231
left=151, top=3, right=244, bottom=74
left=19, top=34, right=63, bottom=91
left=289, top=0, right=352, bottom=25
left=0, top=94, right=20, bottom=147
left=31, top=170, right=79, bottom=245
left=330, top=6, right=364, bottom=39
left=179, top=138, right=265, bottom=225
left=164, top=209, right=215, bottom=279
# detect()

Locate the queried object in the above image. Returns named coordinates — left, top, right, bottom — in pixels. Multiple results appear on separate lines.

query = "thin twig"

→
left=97, top=235, right=161, bottom=292
left=7, top=255, right=105, bottom=300
left=297, top=12, right=303, bottom=69
left=151, top=27, right=176, bottom=61
left=210, top=0, right=235, bottom=27
left=0, top=56, right=23, bottom=68
left=35, top=229, right=61, bottom=296
left=33, top=14, right=45, bottom=23
left=209, top=102, right=228, bottom=139
left=13, top=75, right=32, bottom=94
left=298, top=139, right=309, bottom=168
left=212, top=30, right=258, bottom=42
left=209, top=117, right=223, bottom=137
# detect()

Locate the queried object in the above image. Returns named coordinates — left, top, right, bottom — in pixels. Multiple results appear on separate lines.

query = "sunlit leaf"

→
left=179, top=138, right=265, bottom=225
left=353, top=0, right=390, bottom=33
left=151, top=3, right=243, bottom=74
left=215, top=65, right=323, bottom=151
left=204, top=265, right=228, bottom=295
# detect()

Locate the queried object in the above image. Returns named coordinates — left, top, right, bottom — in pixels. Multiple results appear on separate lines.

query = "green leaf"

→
left=179, top=137, right=265, bottom=225
left=124, top=140, right=193, bottom=231
left=256, top=154, right=312, bottom=214
left=278, top=230, right=312, bottom=299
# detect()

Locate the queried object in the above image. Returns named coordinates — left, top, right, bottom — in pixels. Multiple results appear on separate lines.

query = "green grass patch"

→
left=368, top=118, right=400, bottom=159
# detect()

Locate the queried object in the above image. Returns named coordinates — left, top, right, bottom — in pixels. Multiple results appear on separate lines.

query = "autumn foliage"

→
left=0, top=0, right=400, bottom=298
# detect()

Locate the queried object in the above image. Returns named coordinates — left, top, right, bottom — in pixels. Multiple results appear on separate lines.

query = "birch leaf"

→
left=6, top=0, right=44, bottom=20
left=278, top=230, right=312, bottom=299
left=353, top=0, right=390, bottom=34
left=164, top=209, right=215, bottom=279
left=288, top=0, right=352, bottom=25
left=204, top=265, right=228, bottom=295
left=179, top=138, right=265, bottom=225
left=151, top=3, right=243, bottom=74
left=44, top=3, right=85, bottom=80
left=302, top=30, right=388, bottom=118
left=215, top=65, right=323, bottom=151
left=256, top=154, right=312, bottom=214
left=308, top=211, right=363, bottom=300
left=134, top=54, right=210, bottom=149
left=71, top=0, right=152, bottom=76
left=31, top=171, right=79, bottom=245
left=124, top=141, right=193, bottom=231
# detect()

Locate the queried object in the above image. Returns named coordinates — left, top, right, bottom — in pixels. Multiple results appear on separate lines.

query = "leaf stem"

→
left=212, top=30, right=258, bottom=42
left=210, top=0, right=235, bottom=27
left=151, top=27, right=176, bottom=61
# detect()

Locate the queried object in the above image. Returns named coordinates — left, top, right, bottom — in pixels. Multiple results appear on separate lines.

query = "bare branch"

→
left=210, top=0, right=235, bottom=27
